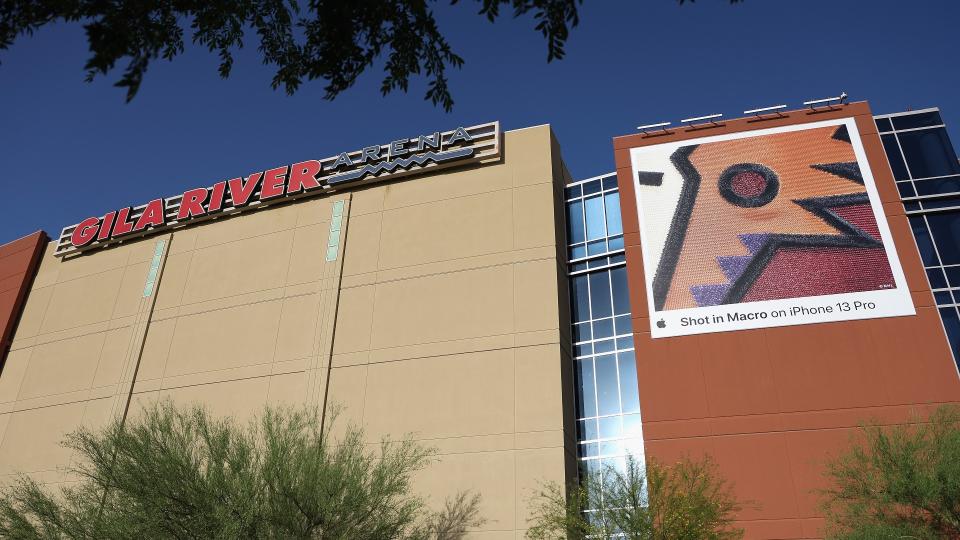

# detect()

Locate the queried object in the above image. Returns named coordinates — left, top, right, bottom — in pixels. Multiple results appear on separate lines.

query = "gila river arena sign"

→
left=55, top=122, right=500, bottom=257
left=629, top=117, right=915, bottom=338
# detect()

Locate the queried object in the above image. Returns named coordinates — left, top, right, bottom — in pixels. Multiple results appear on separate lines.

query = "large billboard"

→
left=630, top=117, right=914, bottom=338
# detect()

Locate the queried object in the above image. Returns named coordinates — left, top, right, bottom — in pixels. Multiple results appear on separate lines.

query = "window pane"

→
left=897, top=181, right=916, bottom=198
left=910, top=216, right=939, bottom=266
left=929, top=268, right=949, bottom=289
left=618, top=351, right=641, bottom=414
left=589, top=271, right=613, bottom=319
left=573, top=321, right=591, bottom=342
left=595, top=354, right=621, bottom=416
left=572, top=275, right=590, bottom=322
left=622, top=413, right=643, bottom=437
left=608, top=235, right=625, bottom=251
left=565, top=185, right=581, bottom=199
left=926, top=211, right=960, bottom=265
left=611, top=266, right=631, bottom=315
left=598, top=416, right=622, bottom=439
left=567, top=200, right=585, bottom=245
left=913, top=176, right=960, bottom=197
left=897, top=128, right=960, bottom=179
left=922, top=197, right=960, bottom=211
left=579, top=419, right=598, bottom=441
left=576, top=359, right=597, bottom=418
left=945, top=267, right=960, bottom=288
left=935, top=291, right=953, bottom=305
left=592, top=318, right=614, bottom=340
left=594, top=338, right=616, bottom=354
left=875, top=117, right=893, bottom=132
left=584, top=179, right=602, bottom=195
left=604, top=192, right=623, bottom=236
left=891, top=111, right=943, bottom=130
left=585, top=195, right=606, bottom=240
left=881, top=134, right=910, bottom=180
left=938, top=307, right=960, bottom=362
left=587, top=239, right=608, bottom=256
left=614, top=314, right=633, bottom=335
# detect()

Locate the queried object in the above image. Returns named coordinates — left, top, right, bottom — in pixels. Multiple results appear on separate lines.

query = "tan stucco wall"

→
left=0, top=125, right=574, bottom=538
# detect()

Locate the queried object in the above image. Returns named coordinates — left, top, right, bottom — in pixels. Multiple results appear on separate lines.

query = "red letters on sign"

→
left=71, top=217, right=101, bottom=247
left=208, top=181, right=227, bottom=213
left=288, top=160, right=322, bottom=194
left=260, top=166, right=289, bottom=200
left=113, top=207, right=135, bottom=237
left=228, top=173, right=263, bottom=207
left=178, top=188, right=209, bottom=220
left=134, top=199, right=166, bottom=232
left=97, top=212, right=116, bottom=241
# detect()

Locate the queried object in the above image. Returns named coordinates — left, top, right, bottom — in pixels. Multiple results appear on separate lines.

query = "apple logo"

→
left=656, top=319, right=666, bottom=329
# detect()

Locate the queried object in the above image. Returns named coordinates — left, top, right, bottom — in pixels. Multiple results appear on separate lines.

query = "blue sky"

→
left=2, top=0, right=958, bottom=242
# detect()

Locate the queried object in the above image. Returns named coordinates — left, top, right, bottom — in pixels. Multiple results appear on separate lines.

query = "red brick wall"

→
left=0, top=231, right=47, bottom=368
left=613, top=102, right=960, bottom=539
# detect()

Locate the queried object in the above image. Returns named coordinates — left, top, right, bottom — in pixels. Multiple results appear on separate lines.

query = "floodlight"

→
left=636, top=121, right=671, bottom=134
left=744, top=104, right=787, bottom=118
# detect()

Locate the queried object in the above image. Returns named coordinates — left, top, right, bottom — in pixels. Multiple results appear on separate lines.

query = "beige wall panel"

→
left=159, top=376, right=271, bottom=422
left=370, top=265, right=514, bottom=351
left=286, top=224, right=327, bottom=286
left=153, top=251, right=192, bottom=310
left=506, top=127, right=553, bottom=187
left=324, top=364, right=367, bottom=438
left=54, top=244, right=130, bottom=283
left=181, top=230, right=294, bottom=304
left=514, top=344, right=566, bottom=434
left=77, top=396, right=116, bottom=434
left=382, top=162, right=514, bottom=211
left=111, top=261, right=150, bottom=319
left=513, top=183, right=557, bottom=250
left=136, top=318, right=177, bottom=382
left=414, top=449, right=517, bottom=533
left=275, top=293, right=322, bottom=363
left=17, top=332, right=105, bottom=400
left=194, top=203, right=299, bottom=249
left=163, top=300, right=282, bottom=378
left=10, top=285, right=52, bottom=343
left=514, top=447, right=568, bottom=529
left=39, top=268, right=124, bottom=334
left=342, top=212, right=383, bottom=277
left=361, top=349, right=515, bottom=440
left=265, top=372, right=309, bottom=408
left=29, top=243, right=60, bottom=290
left=377, top=190, right=514, bottom=270
left=350, top=186, right=386, bottom=216
left=168, top=227, right=199, bottom=255
left=332, top=285, right=375, bottom=355
left=294, top=197, right=334, bottom=228
left=514, top=259, right=561, bottom=335
left=0, top=349, right=31, bottom=404
left=0, top=400, right=87, bottom=476
left=91, top=326, right=135, bottom=389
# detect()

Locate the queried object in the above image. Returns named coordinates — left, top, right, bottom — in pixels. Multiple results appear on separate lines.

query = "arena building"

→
left=1, top=100, right=959, bottom=539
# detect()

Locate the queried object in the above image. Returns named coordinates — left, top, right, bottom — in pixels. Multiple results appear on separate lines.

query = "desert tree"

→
left=821, top=404, right=960, bottom=540
left=526, top=455, right=744, bottom=539
left=0, top=400, right=483, bottom=539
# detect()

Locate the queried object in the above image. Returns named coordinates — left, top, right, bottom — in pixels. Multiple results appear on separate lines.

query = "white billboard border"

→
left=629, top=117, right=916, bottom=338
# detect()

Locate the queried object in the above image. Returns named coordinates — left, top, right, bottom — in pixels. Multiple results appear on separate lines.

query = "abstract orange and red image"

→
left=636, top=123, right=896, bottom=311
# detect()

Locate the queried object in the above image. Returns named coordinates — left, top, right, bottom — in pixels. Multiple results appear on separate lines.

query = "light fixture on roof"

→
left=743, top=104, right=787, bottom=119
left=636, top=121, right=672, bottom=134
left=680, top=113, right=723, bottom=128
left=803, top=92, right=848, bottom=110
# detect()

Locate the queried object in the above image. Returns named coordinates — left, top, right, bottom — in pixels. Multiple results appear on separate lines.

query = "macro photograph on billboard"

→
left=630, top=118, right=915, bottom=337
